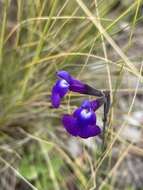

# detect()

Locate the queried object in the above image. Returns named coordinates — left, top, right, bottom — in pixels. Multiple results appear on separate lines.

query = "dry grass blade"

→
left=75, top=0, right=142, bottom=79
left=0, top=157, right=38, bottom=190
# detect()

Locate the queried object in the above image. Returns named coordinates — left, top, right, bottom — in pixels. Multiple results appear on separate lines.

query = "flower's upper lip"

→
left=81, top=100, right=91, bottom=109
left=57, top=70, right=72, bottom=84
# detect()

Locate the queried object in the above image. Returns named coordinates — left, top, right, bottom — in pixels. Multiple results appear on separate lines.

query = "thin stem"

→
left=102, top=92, right=110, bottom=150
left=84, top=85, right=110, bottom=150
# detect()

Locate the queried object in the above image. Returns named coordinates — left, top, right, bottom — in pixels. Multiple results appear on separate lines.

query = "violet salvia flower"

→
left=62, top=99, right=102, bottom=138
left=51, top=70, right=103, bottom=108
left=51, top=70, right=88, bottom=108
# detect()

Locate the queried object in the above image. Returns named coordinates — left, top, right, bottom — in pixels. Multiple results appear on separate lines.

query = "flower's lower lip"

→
left=62, top=113, right=101, bottom=138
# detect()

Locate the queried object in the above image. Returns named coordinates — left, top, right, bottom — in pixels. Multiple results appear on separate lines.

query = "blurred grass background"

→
left=0, top=0, right=143, bottom=189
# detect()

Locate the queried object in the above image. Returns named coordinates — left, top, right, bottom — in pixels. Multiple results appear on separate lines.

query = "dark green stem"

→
left=102, top=92, right=110, bottom=151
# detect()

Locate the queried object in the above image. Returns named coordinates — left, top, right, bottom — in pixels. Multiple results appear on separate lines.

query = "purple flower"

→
left=51, top=70, right=87, bottom=108
left=62, top=99, right=102, bottom=138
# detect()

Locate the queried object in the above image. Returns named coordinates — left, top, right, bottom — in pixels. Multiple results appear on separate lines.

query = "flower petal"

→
left=81, top=100, right=91, bottom=109
left=74, top=108, right=96, bottom=126
left=51, top=79, right=69, bottom=108
left=58, top=85, right=69, bottom=98
left=51, top=90, right=61, bottom=108
left=78, top=124, right=101, bottom=138
left=57, top=70, right=72, bottom=83
left=54, top=80, right=69, bottom=95
left=73, top=108, right=82, bottom=117
left=62, top=115, right=79, bottom=136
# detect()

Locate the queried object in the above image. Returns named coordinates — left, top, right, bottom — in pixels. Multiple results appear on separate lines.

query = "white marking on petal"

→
left=60, top=79, right=69, bottom=87
left=80, top=109, right=92, bottom=119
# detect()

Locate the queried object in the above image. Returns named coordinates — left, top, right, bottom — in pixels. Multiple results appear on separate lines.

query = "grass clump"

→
left=0, top=0, right=143, bottom=189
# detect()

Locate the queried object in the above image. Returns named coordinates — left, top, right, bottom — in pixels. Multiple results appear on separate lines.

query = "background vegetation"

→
left=0, top=0, right=143, bottom=189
